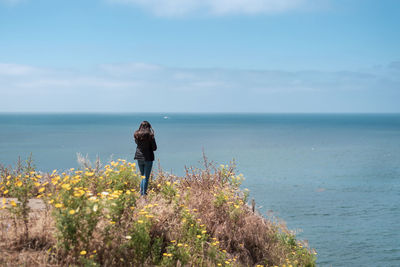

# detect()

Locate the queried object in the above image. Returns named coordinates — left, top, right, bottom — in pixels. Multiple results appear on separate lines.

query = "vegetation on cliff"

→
left=0, top=156, right=316, bottom=266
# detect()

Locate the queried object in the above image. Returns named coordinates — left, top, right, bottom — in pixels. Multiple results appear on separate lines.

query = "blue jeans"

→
left=138, top=160, right=153, bottom=195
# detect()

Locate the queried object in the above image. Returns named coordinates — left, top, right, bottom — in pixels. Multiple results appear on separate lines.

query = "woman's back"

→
left=134, top=136, right=157, bottom=161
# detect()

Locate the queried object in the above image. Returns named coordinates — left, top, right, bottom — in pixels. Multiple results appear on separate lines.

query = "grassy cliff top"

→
left=0, top=157, right=316, bottom=266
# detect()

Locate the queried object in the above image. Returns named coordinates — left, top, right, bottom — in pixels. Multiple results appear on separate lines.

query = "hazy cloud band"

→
left=1, top=62, right=399, bottom=113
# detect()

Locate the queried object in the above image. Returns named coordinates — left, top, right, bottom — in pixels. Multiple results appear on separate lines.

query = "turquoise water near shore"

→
left=1, top=113, right=399, bottom=266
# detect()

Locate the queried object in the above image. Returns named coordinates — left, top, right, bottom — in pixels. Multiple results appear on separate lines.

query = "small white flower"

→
left=89, top=196, right=97, bottom=201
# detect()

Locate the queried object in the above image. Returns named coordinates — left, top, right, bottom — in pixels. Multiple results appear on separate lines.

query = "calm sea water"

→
left=1, top=113, right=399, bottom=266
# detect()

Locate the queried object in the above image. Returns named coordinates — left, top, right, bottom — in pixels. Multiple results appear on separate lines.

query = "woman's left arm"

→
left=151, top=137, right=157, bottom=151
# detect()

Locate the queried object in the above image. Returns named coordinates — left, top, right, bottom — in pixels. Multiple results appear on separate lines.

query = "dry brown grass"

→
left=0, top=160, right=315, bottom=266
left=149, top=166, right=294, bottom=266
left=0, top=208, right=56, bottom=266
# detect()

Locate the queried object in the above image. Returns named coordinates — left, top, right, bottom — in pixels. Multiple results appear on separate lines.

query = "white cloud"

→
left=0, top=61, right=399, bottom=113
left=107, top=0, right=309, bottom=16
left=0, top=63, right=41, bottom=76
left=15, top=78, right=141, bottom=89
left=99, top=62, right=163, bottom=76
left=209, top=0, right=306, bottom=15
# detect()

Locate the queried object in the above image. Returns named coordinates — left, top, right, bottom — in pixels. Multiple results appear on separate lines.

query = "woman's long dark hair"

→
left=134, top=121, right=155, bottom=141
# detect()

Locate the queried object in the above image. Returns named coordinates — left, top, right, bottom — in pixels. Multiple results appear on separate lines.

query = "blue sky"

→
left=0, top=0, right=399, bottom=112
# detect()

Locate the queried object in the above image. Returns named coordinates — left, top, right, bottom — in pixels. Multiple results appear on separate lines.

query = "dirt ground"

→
left=2, top=198, right=46, bottom=210
left=0, top=199, right=55, bottom=266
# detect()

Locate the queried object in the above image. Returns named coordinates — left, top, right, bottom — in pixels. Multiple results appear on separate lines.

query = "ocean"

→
left=0, top=113, right=399, bottom=266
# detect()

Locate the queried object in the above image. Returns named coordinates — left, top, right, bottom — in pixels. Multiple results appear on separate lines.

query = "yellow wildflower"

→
left=38, top=187, right=45, bottom=193
left=61, top=184, right=71, bottom=190
left=69, top=210, right=75, bottom=215
left=80, top=250, right=87, bottom=255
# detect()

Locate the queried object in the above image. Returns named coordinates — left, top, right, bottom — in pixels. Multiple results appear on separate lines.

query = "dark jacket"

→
left=134, top=136, right=157, bottom=161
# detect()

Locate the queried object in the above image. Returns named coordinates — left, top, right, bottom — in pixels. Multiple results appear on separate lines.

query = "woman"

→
left=134, top=121, right=157, bottom=195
